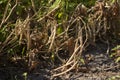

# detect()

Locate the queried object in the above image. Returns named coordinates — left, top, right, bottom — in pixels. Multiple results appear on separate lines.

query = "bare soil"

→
left=0, top=42, right=120, bottom=80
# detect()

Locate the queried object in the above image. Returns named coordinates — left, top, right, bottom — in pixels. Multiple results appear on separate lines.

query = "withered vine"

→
left=0, top=0, right=120, bottom=78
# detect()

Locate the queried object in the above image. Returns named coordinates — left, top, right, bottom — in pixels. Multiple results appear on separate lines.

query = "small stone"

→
left=90, top=68, right=97, bottom=73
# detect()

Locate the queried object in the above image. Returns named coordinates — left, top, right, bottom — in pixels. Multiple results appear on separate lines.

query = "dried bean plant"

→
left=0, top=0, right=120, bottom=79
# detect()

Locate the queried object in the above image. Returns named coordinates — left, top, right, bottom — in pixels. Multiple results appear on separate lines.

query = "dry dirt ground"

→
left=0, top=42, right=120, bottom=80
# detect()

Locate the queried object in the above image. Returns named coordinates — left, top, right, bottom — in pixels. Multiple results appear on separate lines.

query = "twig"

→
left=37, top=5, right=60, bottom=22
left=31, top=0, right=36, bottom=13
left=53, top=60, right=74, bottom=71
left=5, top=0, right=18, bottom=23
left=0, top=0, right=11, bottom=28
left=48, top=21, right=57, bottom=52
left=103, top=64, right=120, bottom=71
left=52, top=61, right=77, bottom=77
left=0, top=0, right=18, bottom=28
